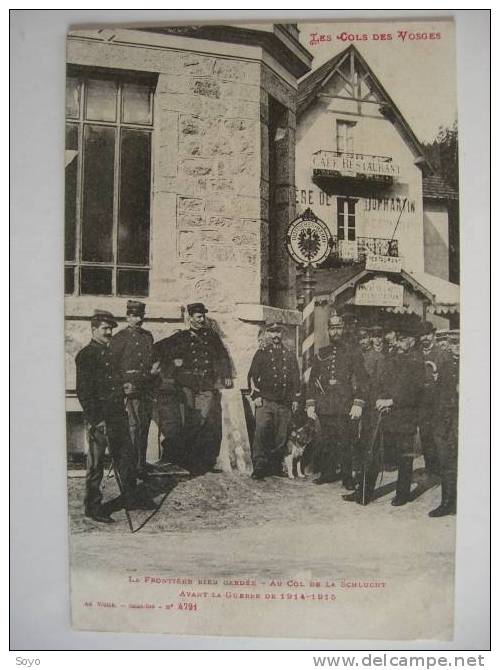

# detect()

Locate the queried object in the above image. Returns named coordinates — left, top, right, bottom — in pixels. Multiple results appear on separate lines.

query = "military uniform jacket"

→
left=248, top=343, right=301, bottom=405
left=110, top=325, right=154, bottom=390
left=377, top=348, right=425, bottom=434
left=362, top=348, right=386, bottom=405
left=422, top=344, right=456, bottom=410
left=75, top=339, right=122, bottom=426
left=166, top=327, right=231, bottom=392
left=152, top=333, right=183, bottom=394
left=307, top=340, right=368, bottom=416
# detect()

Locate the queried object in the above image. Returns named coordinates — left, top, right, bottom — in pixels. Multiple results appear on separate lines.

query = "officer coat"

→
left=377, top=348, right=425, bottom=434
left=110, top=325, right=154, bottom=390
left=307, top=339, right=368, bottom=416
left=167, top=327, right=231, bottom=392
left=248, top=343, right=301, bottom=405
left=75, top=339, right=122, bottom=426
left=361, top=348, right=386, bottom=406
left=422, top=343, right=456, bottom=410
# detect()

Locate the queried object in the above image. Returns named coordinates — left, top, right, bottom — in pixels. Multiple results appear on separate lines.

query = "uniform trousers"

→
left=252, top=398, right=291, bottom=474
left=433, top=405, right=458, bottom=480
left=316, top=414, right=352, bottom=480
left=156, top=391, right=186, bottom=467
left=182, top=387, right=222, bottom=475
left=419, top=391, right=439, bottom=472
left=84, top=407, right=137, bottom=514
left=383, top=430, right=415, bottom=498
left=124, top=394, right=152, bottom=470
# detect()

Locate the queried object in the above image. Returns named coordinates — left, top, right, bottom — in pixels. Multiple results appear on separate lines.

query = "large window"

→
left=65, top=69, right=156, bottom=297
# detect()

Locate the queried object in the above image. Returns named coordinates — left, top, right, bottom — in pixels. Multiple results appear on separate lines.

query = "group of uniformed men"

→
left=247, top=312, right=459, bottom=519
left=75, top=299, right=459, bottom=525
left=75, top=300, right=231, bottom=523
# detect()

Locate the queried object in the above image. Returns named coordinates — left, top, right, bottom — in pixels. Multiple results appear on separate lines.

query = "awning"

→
left=407, top=271, right=460, bottom=315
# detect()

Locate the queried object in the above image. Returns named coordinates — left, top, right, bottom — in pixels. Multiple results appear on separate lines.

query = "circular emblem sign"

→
left=285, top=208, right=333, bottom=268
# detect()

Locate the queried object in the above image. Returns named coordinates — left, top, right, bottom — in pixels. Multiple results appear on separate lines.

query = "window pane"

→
left=117, top=269, right=149, bottom=297
left=122, top=82, right=152, bottom=125
left=85, top=79, right=117, bottom=122
left=65, top=124, right=79, bottom=261
left=118, top=129, right=151, bottom=265
left=66, top=77, right=80, bottom=118
left=81, top=125, right=115, bottom=262
left=80, top=267, right=113, bottom=295
left=65, top=266, right=75, bottom=295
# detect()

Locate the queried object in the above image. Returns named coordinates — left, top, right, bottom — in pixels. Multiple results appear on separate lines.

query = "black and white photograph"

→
left=57, top=16, right=474, bottom=641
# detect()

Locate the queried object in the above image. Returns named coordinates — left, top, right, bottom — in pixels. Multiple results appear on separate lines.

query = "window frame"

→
left=65, top=67, right=156, bottom=298
left=337, top=197, right=357, bottom=242
left=336, top=119, right=356, bottom=154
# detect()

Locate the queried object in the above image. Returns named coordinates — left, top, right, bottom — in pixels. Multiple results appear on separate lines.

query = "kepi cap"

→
left=187, top=302, right=209, bottom=316
left=126, top=299, right=146, bottom=316
left=92, top=309, right=118, bottom=328
left=266, top=321, right=283, bottom=332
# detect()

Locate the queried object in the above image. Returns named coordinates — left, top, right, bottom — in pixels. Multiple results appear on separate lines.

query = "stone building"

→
left=65, top=24, right=312, bottom=467
left=295, top=44, right=460, bottom=347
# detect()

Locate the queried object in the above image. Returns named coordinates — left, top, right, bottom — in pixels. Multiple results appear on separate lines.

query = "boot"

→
left=429, top=473, right=457, bottom=517
left=391, top=457, right=413, bottom=506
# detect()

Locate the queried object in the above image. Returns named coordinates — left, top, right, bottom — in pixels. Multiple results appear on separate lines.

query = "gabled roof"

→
left=297, top=44, right=434, bottom=175
left=423, top=175, right=458, bottom=201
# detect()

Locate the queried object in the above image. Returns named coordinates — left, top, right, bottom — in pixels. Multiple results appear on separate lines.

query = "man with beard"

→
left=344, top=324, right=387, bottom=504
left=306, top=313, right=368, bottom=489
left=248, top=322, right=301, bottom=480
left=172, top=303, right=232, bottom=476
left=76, top=310, right=155, bottom=523
left=428, top=329, right=460, bottom=517
left=375, top=321, right=425, bottom=506
left=110, top=300, right=155, bottom=478
left=418, top=321, right=452, bottom=476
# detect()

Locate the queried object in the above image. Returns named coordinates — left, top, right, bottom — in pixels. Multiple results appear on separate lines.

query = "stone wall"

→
left=65, top=33, right=302, bottom=470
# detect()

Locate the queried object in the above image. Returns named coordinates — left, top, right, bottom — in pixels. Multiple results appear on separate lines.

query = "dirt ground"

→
left=68, top=459, right=456, bottom=639
left=68, top=459, right=455, bottom=575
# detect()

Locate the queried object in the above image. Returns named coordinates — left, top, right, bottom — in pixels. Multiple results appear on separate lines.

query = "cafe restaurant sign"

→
left=355, top=277, right=404, bottom=307
left=312, top=150, right=400, bottom=178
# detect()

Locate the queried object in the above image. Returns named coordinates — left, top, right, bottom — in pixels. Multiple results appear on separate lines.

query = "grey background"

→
left=10, top=9, right=490, bottom=650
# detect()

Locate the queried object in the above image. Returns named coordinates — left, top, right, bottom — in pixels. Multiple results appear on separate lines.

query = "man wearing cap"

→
left=344, top=324, right=387, bottom=504
left=418, top=321, right=455, bottom=476
left=151, top=329, right=187, bottom=469
left=375, top=321, right=425, bottom=506
left=111, top=300, right=155, bottom=477
left=247, top=322, right=301, bottom=479
left=428, top=329, right=459, bottom=517
left=306, top=313, right=368, bottom=488
left=76, top=310, right=155, bottom=523
left=171, top=303, right=232, bottom=476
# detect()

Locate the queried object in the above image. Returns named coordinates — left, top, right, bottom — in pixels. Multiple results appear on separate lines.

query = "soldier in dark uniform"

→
left=247, top=322, right=301, bottom=480
left=344, top=324, right=387, bottom=504
left=428, top=329, right=459, bottom=517
left=172, top=303, right=232, bottom=476
left=418, top=321, right=450, bottom=475
left=76, top=310, right=155, bottom=523
left=110, top=300, right=154, bottom=477
left=151, top=329, right=187, bottom=469
left=306, top=313, right=368, bottom=489
left=375, top=321, right=425, bottom=506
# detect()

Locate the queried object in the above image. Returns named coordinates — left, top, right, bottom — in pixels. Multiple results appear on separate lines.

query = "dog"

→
left=283, top=418, right=318, bottom=479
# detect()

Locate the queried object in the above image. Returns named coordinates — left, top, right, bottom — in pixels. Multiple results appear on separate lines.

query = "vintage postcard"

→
left=65, top=18, right=461, bottom=639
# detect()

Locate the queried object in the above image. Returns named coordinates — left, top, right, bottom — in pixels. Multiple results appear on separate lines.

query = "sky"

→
left=298, top=19, right=457, bottom=144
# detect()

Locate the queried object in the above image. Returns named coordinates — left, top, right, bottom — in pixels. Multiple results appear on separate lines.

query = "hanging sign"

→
left=285, top=207, right=334, bottom=268
left=355, top=277, right=404, bottom=306
left=365, top=254, right=403, bottom=273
